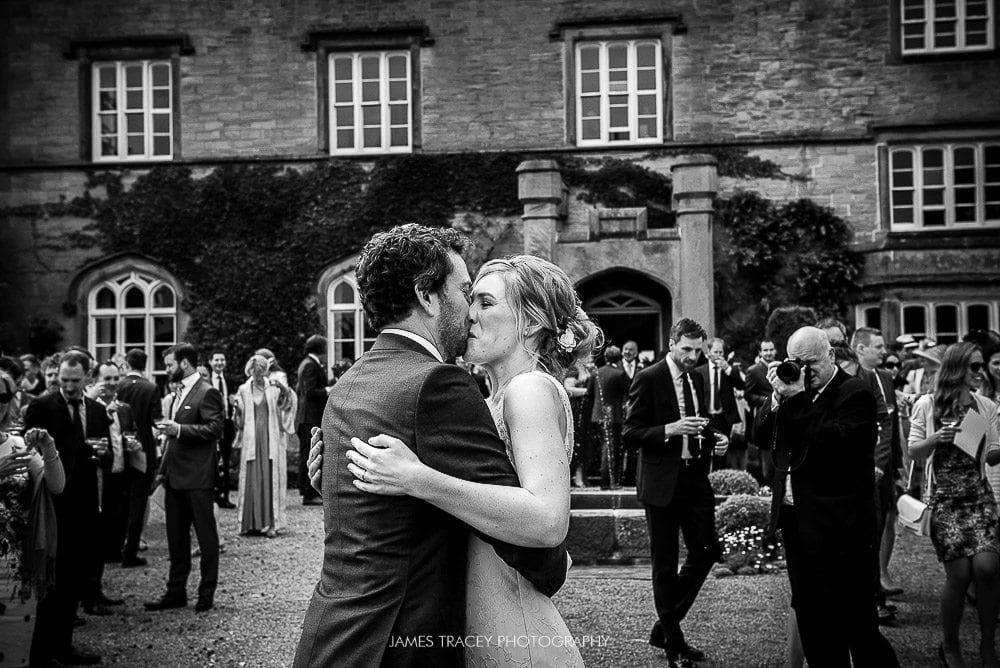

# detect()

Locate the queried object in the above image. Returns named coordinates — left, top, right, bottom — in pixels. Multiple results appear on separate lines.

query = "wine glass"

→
left=940, top=417, right=959, bottom=444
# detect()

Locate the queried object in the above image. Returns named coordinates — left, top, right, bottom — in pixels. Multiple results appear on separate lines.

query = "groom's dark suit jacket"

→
left=294, top=333, right=568, bottom=668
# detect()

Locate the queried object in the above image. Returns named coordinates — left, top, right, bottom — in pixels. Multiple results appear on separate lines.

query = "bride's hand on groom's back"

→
left=347, top=434, right=425, bottom=497
left=308, top=427, right=324, bottom=494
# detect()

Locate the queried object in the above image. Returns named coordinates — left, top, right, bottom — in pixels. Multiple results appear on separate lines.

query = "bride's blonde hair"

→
left=475, top=256, right=602, bottom=378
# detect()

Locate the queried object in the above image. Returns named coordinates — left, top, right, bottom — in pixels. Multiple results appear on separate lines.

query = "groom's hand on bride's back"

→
left=308, top=427, right=324, bottom=494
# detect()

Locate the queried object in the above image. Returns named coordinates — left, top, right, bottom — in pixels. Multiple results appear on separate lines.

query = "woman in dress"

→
left=908, top=342, right=1000, bottom=668
left=233, top=355, right=297, bottom=538
left=0, top=370, right=64, bottom=666
left=346, top=255, right=600, bottom=667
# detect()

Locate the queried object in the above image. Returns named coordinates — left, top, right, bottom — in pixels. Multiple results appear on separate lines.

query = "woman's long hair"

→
left=933, top=342, right=980, bottom=422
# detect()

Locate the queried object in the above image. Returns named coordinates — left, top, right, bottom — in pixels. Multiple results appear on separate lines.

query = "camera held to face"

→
left=776, top=358, right=812, bottom=385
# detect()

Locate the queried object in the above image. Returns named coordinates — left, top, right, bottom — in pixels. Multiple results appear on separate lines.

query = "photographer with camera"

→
left=754, top=326, right=898, bottom=667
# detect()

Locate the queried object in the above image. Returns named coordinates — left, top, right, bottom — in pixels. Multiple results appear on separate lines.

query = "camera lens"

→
left=776, top=360, right=802, bottom=383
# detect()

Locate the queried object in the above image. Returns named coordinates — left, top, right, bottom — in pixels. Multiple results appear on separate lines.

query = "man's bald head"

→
left=786, top=326, right=837, bottom=389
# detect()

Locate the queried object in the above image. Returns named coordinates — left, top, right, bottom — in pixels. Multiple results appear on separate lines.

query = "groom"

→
left=293, top=225, right=568, bottom=667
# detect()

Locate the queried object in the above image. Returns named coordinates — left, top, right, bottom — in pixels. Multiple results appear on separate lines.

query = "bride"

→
left=336, top=255, right=600, bottom=666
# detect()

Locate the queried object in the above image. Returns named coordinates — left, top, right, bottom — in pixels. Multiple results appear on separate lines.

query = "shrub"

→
left=714, top=494, right=783, bottom=575
left=709, top=469, right=760, bottom=496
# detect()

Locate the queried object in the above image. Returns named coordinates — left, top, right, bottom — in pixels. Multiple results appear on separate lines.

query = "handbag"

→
left=896, top=492, right=930, bottom=537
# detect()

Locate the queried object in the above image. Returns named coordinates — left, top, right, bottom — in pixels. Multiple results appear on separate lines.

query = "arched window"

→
left=88, top=271, right=177, bottom=375
left=327, top=277, right=376, bottom=367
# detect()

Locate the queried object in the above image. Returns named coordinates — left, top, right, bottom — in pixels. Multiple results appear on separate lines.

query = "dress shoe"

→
left=217, top=498, right=236, bottom=509
left=194, top=597, right=214, bottom=612
left=98, top=593, right=124, bottom=606
left=881, top=585, right=904, bottom=597
left=680, top=642, right=706, bottom=661
left=302, top=498, right=323, bottom=506
left=122, top=556, right=148, bottom=568
left=53, top=648, right=101, bottom=665
left=144, top=595, right=187, bottom=611
left=73, top=616, right=87, bottom=628
left=82, top=602, right=112, bottom=616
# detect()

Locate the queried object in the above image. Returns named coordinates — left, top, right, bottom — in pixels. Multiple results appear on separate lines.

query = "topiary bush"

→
left=716, top=494, right=771, bottom=535
left=709, top=469, right=760, bottom=496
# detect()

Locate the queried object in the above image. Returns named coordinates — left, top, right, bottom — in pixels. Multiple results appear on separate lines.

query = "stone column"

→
left=671, top=154, right=718, bottom=334
left=517, top=160, right=565, bottom=261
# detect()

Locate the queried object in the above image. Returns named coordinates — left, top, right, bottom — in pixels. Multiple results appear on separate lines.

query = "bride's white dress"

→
left=465, top=371, right=585, bottom=667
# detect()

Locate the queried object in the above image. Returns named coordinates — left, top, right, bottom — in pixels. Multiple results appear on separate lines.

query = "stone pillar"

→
left=671, top=154, right=718, bottom=334
left=517, top=160, right=565, bottom=261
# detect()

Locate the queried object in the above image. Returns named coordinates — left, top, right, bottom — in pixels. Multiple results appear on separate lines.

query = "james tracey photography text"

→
left=388, top=635, right=612, bottom=649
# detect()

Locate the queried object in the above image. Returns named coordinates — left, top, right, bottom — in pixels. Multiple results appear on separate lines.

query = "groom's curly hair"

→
left=356, top=224, right=470, bottom=331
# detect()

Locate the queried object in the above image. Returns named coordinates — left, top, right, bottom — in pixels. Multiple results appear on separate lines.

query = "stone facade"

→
left=1, top=0, right=998, bottom=358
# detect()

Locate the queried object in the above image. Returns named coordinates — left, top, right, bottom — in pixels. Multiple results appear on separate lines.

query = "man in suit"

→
left=697, top=337, right=746, bottom=471
left=293, top=224, right=567, bottom=667
left=622, top=340, right=645, bottom=381
left=852, top=327, right=905, bottom=615
left=116, top=348, right=163, bottom=567
left=590, top=345, right=631, bottom=488
left=295, top=335, right=329, bottom=506
left=25, top=351, right=111, bottom=666
left=208, top=350, right=236, bottom=509
left=623, top=318, right=728, bottom=668
left=755, top=326, right=899, bottom=666
left=744, top=339, right=776, bottom=479
left=145, top=343, right=224, bottom=613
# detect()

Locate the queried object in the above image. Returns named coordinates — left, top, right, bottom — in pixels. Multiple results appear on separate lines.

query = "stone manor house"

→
left=1, top=0, right=998, bottom=378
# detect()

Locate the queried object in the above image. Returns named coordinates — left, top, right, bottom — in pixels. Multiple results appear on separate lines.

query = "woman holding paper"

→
left=909, top=342, right=1000, bottom=668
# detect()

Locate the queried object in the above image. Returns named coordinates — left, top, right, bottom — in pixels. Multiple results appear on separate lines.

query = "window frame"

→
left=66, top=35, right=191, bottom=163
left=889, top=0, right=999, bottom=62
left=552, top=16, right=683, bottom=147
left=303, top=26, right=430, bottom=156
left=900, top=0, right=995, bottom=56
left=88, top=270, right=178, bottom=377
left=91, top=59, right=175, bottom=162
left=899, top=300, right=1000, bottom=340
left=878, top=137, right=1000, bottom=230
left=326, top=276, right=376, bottom=368
left=327, top=50, right=413, bottom=155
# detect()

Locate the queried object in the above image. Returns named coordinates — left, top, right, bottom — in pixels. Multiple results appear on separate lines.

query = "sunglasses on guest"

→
left=969, top=362, right=984, bottom=373
left=881, top=361, right=899, bottom=369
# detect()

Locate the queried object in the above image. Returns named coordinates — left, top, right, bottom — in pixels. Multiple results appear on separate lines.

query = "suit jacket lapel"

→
left=659, top=361, right=680, bottom=418
left=176, top=381, right=205, bottom=422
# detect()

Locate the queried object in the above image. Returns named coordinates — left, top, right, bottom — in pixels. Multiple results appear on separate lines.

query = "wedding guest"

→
left=25, top=352, right=111, bottom=665
left=984, top=346, right=1000, bottom=403
left=19, top=354, right=45, bottom=397
left=234, top=355, right=297, bottom=537
left=564, top=362, right=592, bottom=487
left=908, top=342, right=1000, bottom=668
left=0, top=369, right=64, bottom=667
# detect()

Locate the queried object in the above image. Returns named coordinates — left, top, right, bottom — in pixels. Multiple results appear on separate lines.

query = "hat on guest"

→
left=913, top=344, right=946, bottom=366
left=896, top=334, right=918, bottom=350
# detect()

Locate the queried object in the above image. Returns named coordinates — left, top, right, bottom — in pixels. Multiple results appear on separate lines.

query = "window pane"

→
left=891, top=150, right=913, bottom=169
left=903, top=0, right=925, bottom=20
left=153, top=286, right=174, bottom=308
left=126, top=90, right=143, bottom=110
left=101, top=137, right=118, bottom=156
left=127, top=136, right=144, bottom=155
left=637, top=70, right=656, bottom=90
left=903, top=306, right=926, bottom=334
left=96, top=287, right=116, bottom=309
left=152, top=89, right=169, bottom=109
left=936, top=1, right=957, bottom=19
left=637, top=94, right=657, bottom=116
left=361, top=82, right=379, bottom=102
left=936, top=304, right=958, bottom=332
left=968, top=304, right=991, bottom=332
left=636, top=43, right=656, bottom=67
left=360, top=56, right=379, bottom=79
left=100, top=91, right=117, bottom=111
left=153, top=136, right=170, bottom=156
left=336, top=129, right=354, bottom=149
left=124, top=65, right=142, bottom=87
left=390, top=127, right=407, bottom=147
left=334, top=341, right=355, bottom=363
left=638, top=117, right=657, bottom=139
left=333, top=282, right=355, bottom=304
left=152, top=114, right=170, bottom=133
left=581, top=97, right=600, bottom=117
left=362, top=106, right=380, bottom=125
left=609, top=106, right=628, bottom=127
left=580, top=72, right=600, bottom=94
left=608, top=44, right=627, bottom=68
left=387, top=55, right=407, bottom=78
left=388, top=81, right=407, bottom=101
left=923, top=188, right=944, bottom=206
left=335, top=106, right=353, bottom=126
left=98, top=66, right=117, bottom=88
left=579, top=46, right=599, bottom=70
left=333, top=57, right=352, bottom=80
left=389, top=104, right=407, bottom=125
left=582, top=119, right=600, bottom=140
left=363, top=128, right=381, bottom=148
left=95, top=316, right=116, bottom=344
left=893, top=207, right=914, bottom=223
left=151, top=64, right=170, bottom=87
left=123, top=316, right=145, bottom=345
left=923, top=209, right=946, bottom=226
left=153, top=316, right=174, bottom=342
left=334, top=83, right=353, bottom=103
left=124, top=286, right=145, bottom=308
left=334, top=312, right=355, bottom=338
left=126, top=113, right=144, bottom=133
left=892, top=190, right=914, bottom=206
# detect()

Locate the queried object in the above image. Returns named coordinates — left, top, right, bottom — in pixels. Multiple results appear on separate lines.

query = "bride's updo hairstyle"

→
left=475, top=256, right=603, bottom=378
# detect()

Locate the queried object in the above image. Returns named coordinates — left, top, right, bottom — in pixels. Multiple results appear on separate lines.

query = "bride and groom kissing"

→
left=292, top=224, right=601, bottom=667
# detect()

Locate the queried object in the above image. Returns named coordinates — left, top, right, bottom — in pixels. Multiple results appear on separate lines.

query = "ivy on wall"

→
left=3, top=147, right=857, bottom=368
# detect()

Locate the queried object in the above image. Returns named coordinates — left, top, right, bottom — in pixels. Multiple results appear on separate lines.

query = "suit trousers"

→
left=215, top=418, right=235, bottom=501
left=297, top=424, right=320, bottom=500
left=101, top=470, right=129, bottom=561
left=645, top=467, right=720, bottom=648
left=780, top=506, right=899, bottom=668
left=164, top=484, right=219, bottom=600
left=123, top=467, right=152, bottom=560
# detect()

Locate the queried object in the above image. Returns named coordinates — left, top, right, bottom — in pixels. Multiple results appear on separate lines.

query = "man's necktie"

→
left=69, top=397, right=84, bottom=441
left=216, top=375, right=223, bottom=393
left=713, top=368, right=722, bottom=412
left=681, top=373, right=697, bottom=458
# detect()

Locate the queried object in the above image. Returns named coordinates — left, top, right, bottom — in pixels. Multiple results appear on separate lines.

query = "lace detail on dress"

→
left=487, top=370, right=574, bottom=468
